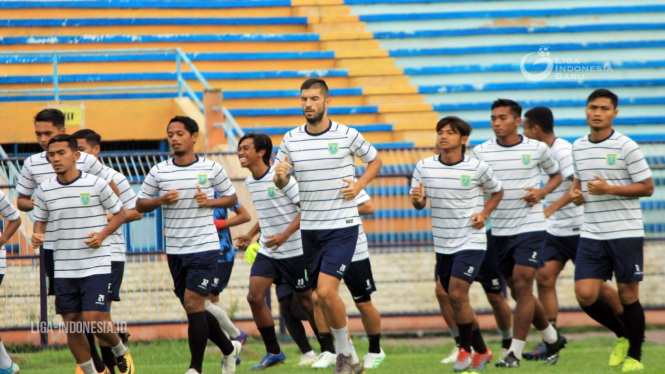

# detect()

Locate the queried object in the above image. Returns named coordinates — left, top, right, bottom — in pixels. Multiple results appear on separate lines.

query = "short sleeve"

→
left=410, top=161, right=425, bottom=197
left=99, top=179, right=122, bottom=214
left=355, top=189, right=370, bottom=206
left=213, top=207, right=227, bottom=221
left=211, top=163, right=236, bottom=197
left=623, top=140, right=652, bottom=183
left=555, top=143, right=575, bottom=179
left=281, top=177, right=300, bottom=205
left=115, top=173, right=137, bottom=210
left=477, top=161, right=502, bottom=194
left=32, top=187, right=49, bottom=222
left=538, top=143, right=559, bottom=175
left=572, top=144, right=581, bottom=180
left=16, top=160, right=37, bottom=196
left=137, top=166, right=160, bottom=199
left=348, top=127, right=377, bottom=163
left=82, top=154, right=112, bottom=183
left=0, top=192, right=19, bottom=221
left=274, top=136, right=292, bottom=166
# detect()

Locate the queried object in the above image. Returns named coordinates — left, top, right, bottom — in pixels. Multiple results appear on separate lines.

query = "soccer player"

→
left=311, top=189, right=385, bottom=370
left=0, top=190, right=21, bottom=374
left=233, top=133, right=316, bottom=370
left=31, top=134, right=134, bottom=374
left=72, top=129, right=145, bottom=374
left=571, top=89, right=654, bottom=372
left=274, top=78, right=383, bottom=374
left=411, top=116, right=503, bottom=372
left=520, top=107, right=624, bottom=361
left=135, top=116, right=241, bottom=374
left=472, top=99, right=567, bottom=368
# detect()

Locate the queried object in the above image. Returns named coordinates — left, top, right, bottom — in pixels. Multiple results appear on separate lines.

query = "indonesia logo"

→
left=520, top=46, right=554, bottom=82
left=267, top=187, right=276, bottom=198
left=197, top=174, right=208, bottom=185
left=328, top=143, right=339, bottom=155
left=460, top=175, right=471, bottom=187
left=521, top=154, right=532, bottom=166
left=79, top=193, right=91, bottom=206
left=606, top=154, right=617, bottom=166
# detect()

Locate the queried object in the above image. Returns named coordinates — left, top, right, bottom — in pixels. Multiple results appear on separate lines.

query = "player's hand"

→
left=471, top=213, right=486, bottom=229
left=341, top=178, right=360, bottom=201
left=194, top=185, right=208, bottom=207
left=264, top=233, right=288, bottom=250
left=234, top=234, right=252, bottom=251
left=543, top=205, right=555, bottom=218
left=162, top=190, right=179, bottom=205
left=522, top=187, right=546, bottom=206
left=31, top=233, right=45, bottom=248
left=587, top=175, right=611, bottom=196
left=411, top=181, right=425, bottom=204
left=84, top=232, right=105, bottom=248
left=275, top=155, right=292, bottom=179
left=570, top=188, right=584, bottom=205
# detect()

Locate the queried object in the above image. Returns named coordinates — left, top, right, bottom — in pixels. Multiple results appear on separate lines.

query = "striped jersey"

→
left=245, top=167, right=302, bottom=259
left=411, top=154, right=502, bottom=254
left=0, top=191, right=20, bottom=275
left=105, top=166, right=137, bottom=262
left=275, top=121, right=378, bottom=230
left=137, top=156, right=236, bottom=255
left=545, top=138, right=584, bottom=237
left=352, top=189, right=370, bottom=262
left=572, top=131, right=652, bottom=240
left=472, top=136, right=559, bottom=236
left=33, top=172, right=122, bottom=278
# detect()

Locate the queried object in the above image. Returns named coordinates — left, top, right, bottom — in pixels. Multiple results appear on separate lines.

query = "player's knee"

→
left=315, top=285, right=338, bottom=305
left=617, top=286, right=638, bottom=305
left=447, top=289, right=468, bottom=310
left=354, top=299, right=374, bottom=314
left=536, top=271, right=556, bottom=291
left=574, top=284, right=598, bottom=306
left=246, top=291, right=264, bottom=307
left=512, top=276, right=534, bottom=296
left=486, top=291, right=507, bottom=308
left=435, top=282, right=448, bottom=302
left=295, top=293, right=314, bottom=311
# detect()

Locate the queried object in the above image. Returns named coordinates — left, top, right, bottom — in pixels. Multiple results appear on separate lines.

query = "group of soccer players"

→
left=0, top=77, right=653, bottom=374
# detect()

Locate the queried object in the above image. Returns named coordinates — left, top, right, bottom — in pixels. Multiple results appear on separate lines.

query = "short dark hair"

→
left=71, top=129, right=102, bottom=147
left=524, top=106, right=554, bottom=134
left=300, top=78, right=329, bottom=97
left=238, top=132, right=273, bottom=166
left=34, top=108, right=65, bottom=128
left=436, top=116, right=472, bottom=153
left=491, top=98, right=522, bottom=118
left=168, top=116, right=199, bottom=135
left=587, top=88, right=618, bottom=109
left=47, top=134, right=78, bottom=152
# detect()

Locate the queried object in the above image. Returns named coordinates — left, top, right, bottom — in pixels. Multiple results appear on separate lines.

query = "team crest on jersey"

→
left=79, top=193, right=91, bottom=206
left=521, top=154, right=532, bottom=166
left=606, top=154, right=617, bottom=166
left=197, top=174, right=208, bottom=185
left=267, top=187, right=276, bottom=198
left=328, top=143, right=339, bottom=155
left=460, top=175, right=471, bottom=187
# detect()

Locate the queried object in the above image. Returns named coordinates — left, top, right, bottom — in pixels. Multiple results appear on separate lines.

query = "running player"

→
left=520, top=107, right=624, bottom=361
left=31, top=134, right=134, bottom=374
left=274, top=78, right=383, bottom=374
left=0, top=190, right=21, bottom=374
left=472, top=99, right=567, bottom=368
left=571, top=89, right=654, bottom=372
left=136, top=116, right=241, bottom=374
left=411, top=116, right=503, bottom=372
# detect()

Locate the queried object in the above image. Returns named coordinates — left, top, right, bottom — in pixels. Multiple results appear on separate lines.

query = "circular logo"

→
left=520, top=46, right=554, bottom=82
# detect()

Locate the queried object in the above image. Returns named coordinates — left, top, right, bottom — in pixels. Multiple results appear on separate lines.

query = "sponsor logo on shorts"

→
left=353, top=295, right=363, bottom=300
left=213, top=277, right=219, bottom=286
left=464, top=266, right=475, bottom=277
left=529, top=251, right=539, bottom=263
left=606, top=154, right=617, bottom=166
left=337, top=264, right=347, bottom=275
left=492, top=279, right=500, bottom=286
left=635, top=265, right=643, bottom=275
left=96, top=294, right=105, bottom=306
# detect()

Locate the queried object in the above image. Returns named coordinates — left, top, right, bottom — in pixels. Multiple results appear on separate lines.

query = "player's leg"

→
left=311, top=291, right=337, bottom=368
left=100, top=261, right=126, bottom=374
left=206, top=258, right=246, bottom=344
left=435, top=281, right=461, bottom=364
left=277, top=289, right=317, bottom=366
left=0, top=277, right=17, bottom=373
left=63, top=312, right=97, bottom=374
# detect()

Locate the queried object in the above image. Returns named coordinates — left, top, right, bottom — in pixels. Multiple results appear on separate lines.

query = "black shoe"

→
left=495, top=351, right=520, bottom=368
left=544, top=333, right=567, bottom=365
left=118, top=330, right=130, bottom=345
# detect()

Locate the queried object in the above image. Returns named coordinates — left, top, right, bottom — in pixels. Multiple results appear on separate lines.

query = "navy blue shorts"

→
left=301, top=226, right=358, bottom=289
left=210, top=257, right=234, bottom=296
left=55, top=274, right=111, bottom=315
left=491, top=231, right=545, bottom=279
left=542, top=234, right=579, bottom=264
left=435, top=250, right=486, bottom=293
left=575, top=237, right=644, bottom=283
left=44, top=248, right=55, bottom=296
left=343, top=259, right=377, bottom=303
left=476, top=232, right=505, bottom=294
left=276, top=281, right=293, bottom=301
left=167, top=250, right=218, bottom=303
left=108, top=261, right=125, bottom=302
left=251, top=253, right=310, bottom=292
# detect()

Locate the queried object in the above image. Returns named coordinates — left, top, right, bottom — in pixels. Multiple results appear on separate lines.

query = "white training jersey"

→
left=572, top=131, right=652, bottom=240
left=105, top=166, right=137, bottom=262
left=472, top=136, right=559, bottom=236
left=352, top=189, right=370, bottom=262
left=33, top=172, right=122, bottom=278
left=275, top=121, right=378, bottom=230
left=411, top=154, right=503, bottom=254
left=545, top=138, right=584, bottom=237
left=245, top=167, right=303, bottom=259
left=0, top=191, right=20, bottom=275
left=137, top=156, right=236, bottom=255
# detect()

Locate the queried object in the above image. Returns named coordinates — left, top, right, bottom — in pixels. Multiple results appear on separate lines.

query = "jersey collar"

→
left=588, top=130, right=615, bottom=144
left=304, top=120, right=332, bottom=137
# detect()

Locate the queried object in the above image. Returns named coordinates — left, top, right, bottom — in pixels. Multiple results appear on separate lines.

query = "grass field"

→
left=13, top=335, right=665, bottom=374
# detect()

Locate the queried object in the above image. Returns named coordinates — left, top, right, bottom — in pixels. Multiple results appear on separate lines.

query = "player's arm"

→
left=587, top=176, right=654, bottom=198
left=30, top=188, right=48, bottom=247
left=357, top=199, right=374, bottom=216
left=543, top=175, right=574, bottom=218
left=274, top=155, right=292, bottom=189
left=215, top=203, right=251, bottom=230
left=523, top=171, right=562, bottom=206
left=31, top=221, right=46, bottom=248
left=235, top=221, right=261, bottom=251
left=474, top=188, right=503, bottom=229
left=264, top=211, right=301, bottom=250
left=570, top=178, right=584, bottom=206
left=0, top=216, right=20, bottom=248
left=136, top=191, right=178, bottom=213
left=197, top=185, right=239, bottom=209
left=17, top=193, right=34, bottom=212
left=123, top=209, right=143, bottom=223
left=86, top=208, right=126, bottom=249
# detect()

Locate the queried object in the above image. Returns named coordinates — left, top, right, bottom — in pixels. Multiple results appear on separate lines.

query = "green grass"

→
left=13, top=336, right=665, bottom=374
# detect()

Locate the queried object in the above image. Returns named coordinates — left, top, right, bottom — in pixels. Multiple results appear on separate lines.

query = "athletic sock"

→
left=331, top=326, right=352, bottom=356
left=540, top=324, right=558, bottom=344
left=471, top=329, right=487, bottom=355
left=85, top=332, right=106, bottom=372
left=622, top=300, right=645, bottom=361
left=205, top=311, right=234, bottom=355
left=187, top=311, right=209, bottom=373
left=318, top=332, right=335, bottom=354
left=500, top=328, right=512, bottom=350
left=258, top=326, right=281, bottom=355
left=79, top=359, right=97, bottom=374
left=508, top=339, right=526, bottom=360
left=0, top=341, right=13, bottom=369
left=581, top=299, right=626, bottom=338
left=205, top=300, right=239, bottom=339
left=457, top=322, right=473, bottom=353
left=111, top=341, right=128, bottom=358
left=548, top=318, right=557, bottom=330
left=368, top=333, right=381, bottom=354
left=348, top=339, right=359, bottom=364
left=450, top=326, right=460, bottom=345
left=100, top=346, right=116, bottom=374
